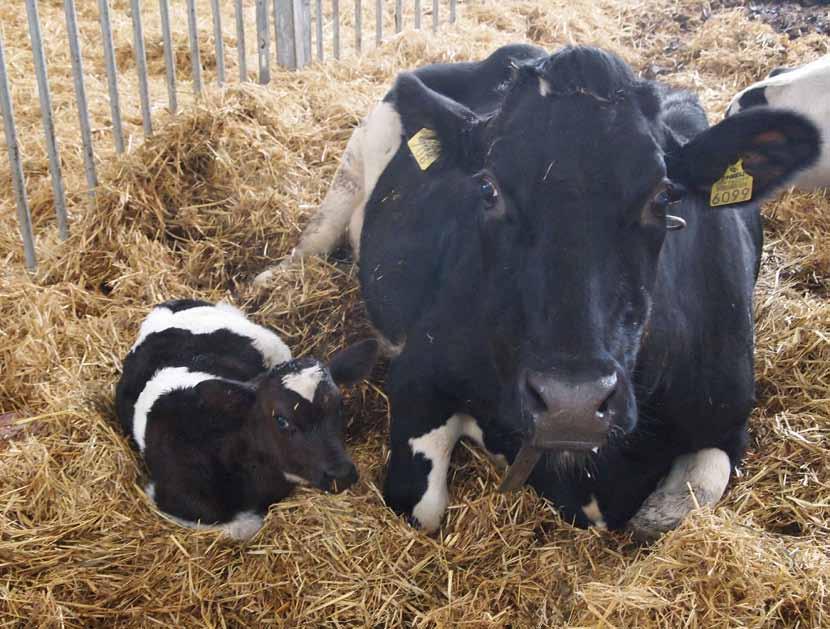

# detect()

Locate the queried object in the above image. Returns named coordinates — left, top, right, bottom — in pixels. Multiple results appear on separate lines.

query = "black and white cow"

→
left=727, top=54, right=828, bottom=190
left=258, top=45, right=820, bottom=538
left=116, top=299, right=377, bottom=539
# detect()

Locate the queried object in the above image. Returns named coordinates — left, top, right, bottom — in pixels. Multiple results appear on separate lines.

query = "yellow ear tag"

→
left=709, top=159, right=754, bottom=207
left=407, top=128, right=441, bottom=171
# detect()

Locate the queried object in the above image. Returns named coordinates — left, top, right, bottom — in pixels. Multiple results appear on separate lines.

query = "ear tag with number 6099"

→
left=710, top=159, right=753, bottom=207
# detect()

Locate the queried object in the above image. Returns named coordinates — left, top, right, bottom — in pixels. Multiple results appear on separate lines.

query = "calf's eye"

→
left=479, top=176, right=499, bottom=208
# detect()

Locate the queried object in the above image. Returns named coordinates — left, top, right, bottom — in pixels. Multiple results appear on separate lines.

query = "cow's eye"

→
left=275, top=415, right=290, bottom=431
left=479, top=176, right=499, bottom=208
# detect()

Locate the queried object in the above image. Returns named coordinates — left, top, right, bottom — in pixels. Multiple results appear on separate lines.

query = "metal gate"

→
left=0, top=0, right=458, bottom=270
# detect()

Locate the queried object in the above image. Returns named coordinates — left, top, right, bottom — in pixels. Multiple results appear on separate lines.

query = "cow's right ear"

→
left=390, top=72, right=482, bottom=169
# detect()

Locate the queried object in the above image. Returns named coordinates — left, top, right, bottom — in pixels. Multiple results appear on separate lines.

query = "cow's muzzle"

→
left=499, top=370, right=617, bottom=492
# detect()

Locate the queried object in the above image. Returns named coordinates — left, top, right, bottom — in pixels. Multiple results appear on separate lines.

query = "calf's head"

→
left=252, top=338, right=378, bottom=491
left=393, top=46, right=819, bottom=487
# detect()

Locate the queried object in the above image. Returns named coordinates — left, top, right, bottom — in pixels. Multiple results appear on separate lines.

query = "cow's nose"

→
left=520, top=369, right=618, bottom=450
left=324, top=461, right=358, bottom=492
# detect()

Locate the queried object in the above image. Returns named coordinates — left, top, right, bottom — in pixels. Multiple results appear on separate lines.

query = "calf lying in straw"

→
left=116, top=299, right=378, bottom=540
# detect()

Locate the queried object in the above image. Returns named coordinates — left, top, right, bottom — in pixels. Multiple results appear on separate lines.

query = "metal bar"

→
left=234, top=0, right=247, bottom=81
left=414, top=0, right=420, bottom=30
left=186, top=0, right=203, bottom=94
left=158, top=0, right=177, bottom=112
left=275, top=0, right=297, bottom=69
left=375, top=0, right=382, bottom=45
left=210, top=0, right=226, bottom=85
left=64, top=0, right=98, bottom=202
left=333, top=0, right=340, bottom=59
left=355, top=0, right=362, bottom=53
left=395, top=0, right=402, bottom=33
left=97, top=0, right=124, bottom=153
left=432, top=0, right=437, bottom=32
left=255, top=0, right=270, bottom=84
left=130, top=0, right=153, bottom=136
left=296, top=0, right=311, bottom=68
left=25, top=0, right=69, bottom=239
left=316, top=0, right=323, bottom=61
left=0, top=30, right=36, bottom=269
left=450, top=0, right=456, bottom=23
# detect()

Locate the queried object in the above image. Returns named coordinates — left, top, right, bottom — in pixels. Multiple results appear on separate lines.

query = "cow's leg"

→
left=254, top=102, right=402, bottom=286
left=383, top=372, right=465, bottom=533
left=627, top=447, right=732, bottom=540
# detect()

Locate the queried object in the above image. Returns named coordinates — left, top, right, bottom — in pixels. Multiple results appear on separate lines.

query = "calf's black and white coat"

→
left=116, top=299, right=377, bottom=539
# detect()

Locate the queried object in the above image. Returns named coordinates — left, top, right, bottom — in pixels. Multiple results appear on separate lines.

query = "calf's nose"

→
left=324, top=461, right=358, bottom=492
left=520, top=369, right=617, bottom=449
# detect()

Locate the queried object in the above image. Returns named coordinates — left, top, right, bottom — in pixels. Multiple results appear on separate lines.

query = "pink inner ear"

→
left=753, top=130, right=787, bottom=145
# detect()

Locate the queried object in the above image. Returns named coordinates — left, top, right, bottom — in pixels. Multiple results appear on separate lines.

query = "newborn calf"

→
left=116, top=299, right=377, bottom=539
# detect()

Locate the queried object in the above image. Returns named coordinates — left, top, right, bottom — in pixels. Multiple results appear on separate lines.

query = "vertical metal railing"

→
left=2, top=0, right=460, bottom=270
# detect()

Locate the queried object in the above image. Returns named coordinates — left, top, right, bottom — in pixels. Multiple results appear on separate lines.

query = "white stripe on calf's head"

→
left=281, top=365, right=325, bottom=402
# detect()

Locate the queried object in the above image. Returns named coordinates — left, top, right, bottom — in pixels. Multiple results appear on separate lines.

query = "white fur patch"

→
left=133, top=303, right=292, bottom=368
left=144, top=483, right=263, bottom=540
left=629, top=447, right=731, bottom=539
left=281, top=365, right=324, bottom=402
left=283, top=472, right=311, bottom=485
left=409, top=415, right=465, bottom=533
left=132, top=367, right=215, bottom=452
left=582, top=495, right=607, bottom=529
left=539, top=77, right=552, bottom=97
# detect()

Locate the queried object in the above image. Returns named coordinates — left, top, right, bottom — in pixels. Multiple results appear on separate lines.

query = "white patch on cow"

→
left=255, top=101, right=404, bottom=287
left=409, top=415, right=466, bottom=533
left=582, top=495, right=607, bottom=529
left=459, top=415, right=508, bottom=468
left=539, top=77, right=552, bottom=97
left=132, top=367, right=215, bottom=452
left=281, top=365, right=324, bottom=402
left=133, top=303, right=291, bottom=368
left=628, top=447, right=731, bottom=540
left=283, top=472, right=311, bottom=485
left=144, top=483, right=263, bottom=540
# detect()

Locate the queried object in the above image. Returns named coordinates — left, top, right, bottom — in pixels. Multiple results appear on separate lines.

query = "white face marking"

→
left=409, top=415, right=466, bottom=533
left=132, top=367, right=216, bottom=452
left=629, top=447, right=731, bottom=539
left=538, top=77, right=552, bottom=97
left=283, top=472, right=311, bottom=485
left=582, top=495, right=607, bottom=529
left=281, top=365, right=325, bottom=402
left=133, top=304, right=292, bottom=368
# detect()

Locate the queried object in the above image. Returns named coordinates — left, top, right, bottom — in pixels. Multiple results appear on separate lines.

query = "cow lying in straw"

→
left=116, top=299, right=377, bottom=540
left=256, top=44, right=819, bottom=539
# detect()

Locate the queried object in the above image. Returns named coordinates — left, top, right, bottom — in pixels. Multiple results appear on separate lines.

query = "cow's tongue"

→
left=498, top=442, right=543, bottom=492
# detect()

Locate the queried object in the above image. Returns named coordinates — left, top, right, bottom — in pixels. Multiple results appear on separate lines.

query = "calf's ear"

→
left=667, top=108, right=820, bottom=209
left=390, top=72, right=482, bottom=169
left=328, top=339, right=379, bottom=387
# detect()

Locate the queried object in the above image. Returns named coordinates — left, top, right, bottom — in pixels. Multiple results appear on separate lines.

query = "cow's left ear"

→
left=666, top=108, right=820, bottom=208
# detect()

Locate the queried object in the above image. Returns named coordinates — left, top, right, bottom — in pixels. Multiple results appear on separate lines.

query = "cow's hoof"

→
left=627, top=448, right=731, bottom=541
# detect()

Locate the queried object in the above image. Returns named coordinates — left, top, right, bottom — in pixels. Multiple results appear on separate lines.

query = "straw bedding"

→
left=0, top=0, right=828, bottom=626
